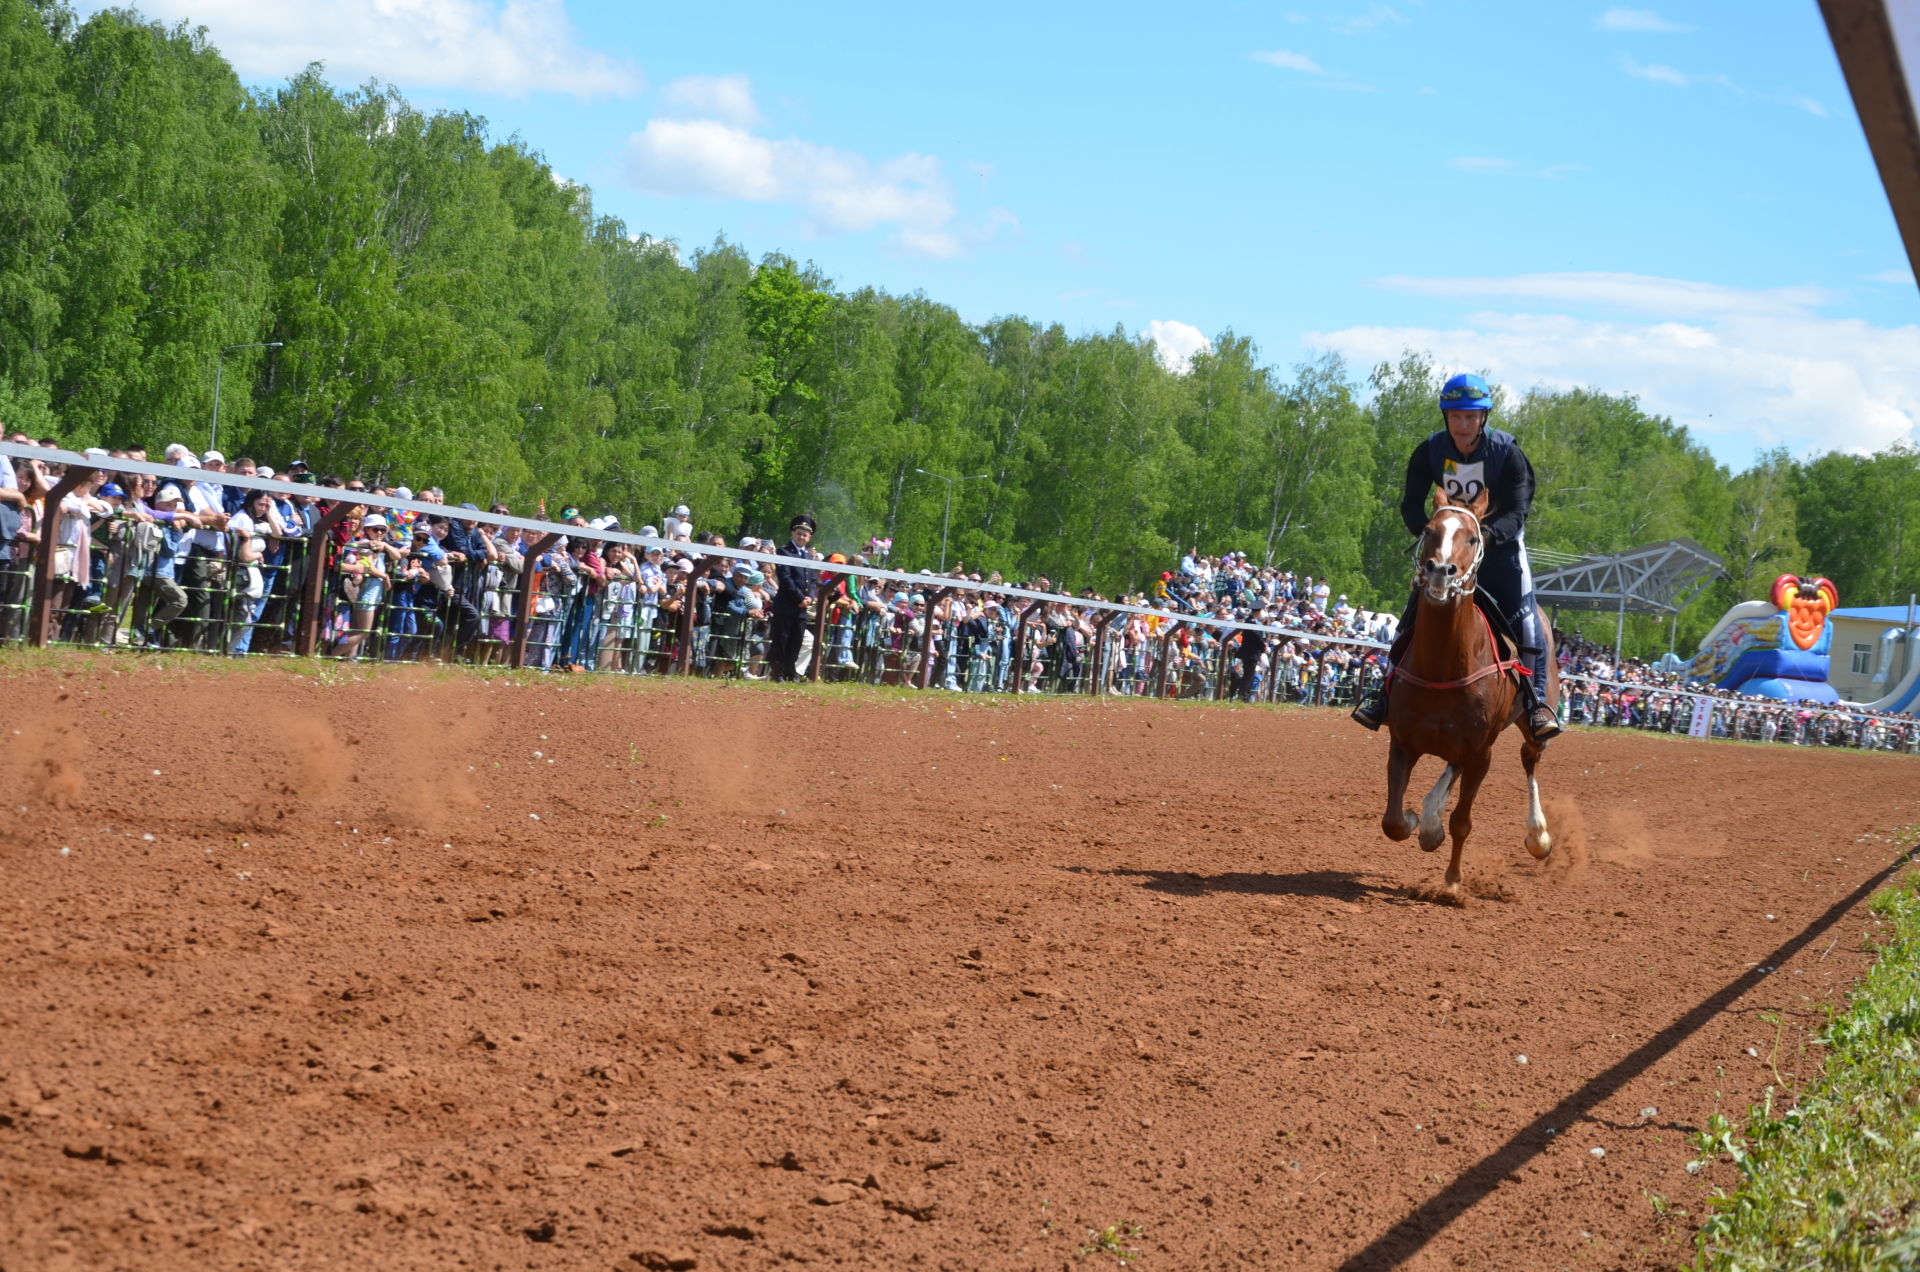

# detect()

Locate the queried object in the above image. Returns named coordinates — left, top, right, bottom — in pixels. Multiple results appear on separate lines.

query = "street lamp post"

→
left=913, top=468, right=989, bottom=572
left=210, top=341, right=284, bottom=454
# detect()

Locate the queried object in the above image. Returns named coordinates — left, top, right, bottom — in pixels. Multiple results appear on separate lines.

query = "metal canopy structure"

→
left=1533, top=538, right=1724, bottom=617
left=1820, top=1, right=1920, bottom=289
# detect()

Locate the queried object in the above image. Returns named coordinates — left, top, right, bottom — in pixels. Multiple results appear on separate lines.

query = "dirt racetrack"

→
left=2, top=658, right=1917, bottom=1272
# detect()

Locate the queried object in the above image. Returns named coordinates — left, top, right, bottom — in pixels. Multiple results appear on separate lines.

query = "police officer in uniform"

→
left=769, top=513, right=817, bottom=682
left=1351, top=373, right=1561, bottom=742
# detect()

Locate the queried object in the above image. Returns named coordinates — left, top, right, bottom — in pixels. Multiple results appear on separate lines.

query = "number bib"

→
left=1440, top=458, right=1486, bottom=502
left=1424, top=426, right=1514, bottom=509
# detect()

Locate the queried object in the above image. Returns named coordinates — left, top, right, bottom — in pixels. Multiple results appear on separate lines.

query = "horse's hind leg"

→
left=1444, top=752, right=1492, bottom=893
left=1382, top=743, right=1418, bottom=841
left=1417, top=764, right=1457, bottom=853
left=1521, top=739, right=1552, bottom=859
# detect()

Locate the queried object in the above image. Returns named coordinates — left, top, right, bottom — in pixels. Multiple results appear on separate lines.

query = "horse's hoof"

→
left=1525, top=831, right=1553, bottom=861
left=1418, top=827, right=1446, bottom=853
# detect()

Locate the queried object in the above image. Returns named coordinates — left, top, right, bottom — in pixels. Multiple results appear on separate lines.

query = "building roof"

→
left=1832, top=605, right=1920, bottom=622
left=1531, top=538, right=1724, bottom=616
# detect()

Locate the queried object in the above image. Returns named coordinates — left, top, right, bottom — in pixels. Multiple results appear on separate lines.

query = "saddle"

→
left=1474, top=591, right=1529, bottom=674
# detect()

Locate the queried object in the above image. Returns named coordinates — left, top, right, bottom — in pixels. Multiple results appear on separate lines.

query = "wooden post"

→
left=917, top=587, right=956, bottom=690
left=1008, top=598, right=1047, bottom=693
left=292, top=503, right=353, bottom=657
left=808, top=573, right=838, bottom=684
left=507, top=533, right=561, bottom=670
left=27, top=467, right=97, bottom=646
left=671, top=558, right=719, bottom=675
left=1153, top=628, right=1177, bottom=699
left=1214, top=631, right=1236, bottom=701
left=1087, top=610, right=1122, bottom=696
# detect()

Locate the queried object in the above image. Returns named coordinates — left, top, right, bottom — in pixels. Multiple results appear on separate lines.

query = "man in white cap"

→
left=180, top=453, right=231, bottom=649
left=148, top=483, right=200, bottom=647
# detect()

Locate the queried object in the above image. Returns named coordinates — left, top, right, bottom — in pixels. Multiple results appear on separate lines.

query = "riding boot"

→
left=1350, top=619, right=1414, bottom=731
left=1518, top=645, right=1562, bottom=742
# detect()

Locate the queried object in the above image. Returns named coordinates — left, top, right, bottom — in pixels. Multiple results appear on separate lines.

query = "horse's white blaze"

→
left=1524, top=772, right=1552, bottom=858
left=1432, top=516, right=1459, bottom=571
left=1420, top=765, right=1456, bottom=839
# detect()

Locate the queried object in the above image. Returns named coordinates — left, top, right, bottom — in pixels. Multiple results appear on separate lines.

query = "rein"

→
left=1388, top=597, right=1532, bottom=692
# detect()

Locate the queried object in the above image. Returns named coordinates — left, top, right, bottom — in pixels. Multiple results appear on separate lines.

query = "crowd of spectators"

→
left=1551, top=632, right=1920, bottom=751
left=1, top=432, right=1913, bottom=753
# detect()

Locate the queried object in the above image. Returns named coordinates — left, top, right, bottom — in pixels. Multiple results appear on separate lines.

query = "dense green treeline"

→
left=3, top=1, right=1918, bottom=655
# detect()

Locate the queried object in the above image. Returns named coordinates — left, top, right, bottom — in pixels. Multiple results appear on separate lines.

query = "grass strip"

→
left=1693, top=832, right=1920, bottom=1271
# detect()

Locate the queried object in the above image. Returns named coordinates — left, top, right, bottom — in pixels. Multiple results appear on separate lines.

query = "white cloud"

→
left=1870, top=268, right=1917, bottom=286
left=1449, top=156, right=1516, bottom=174
left=1373, top=271, right=1829, bottom=319
left=1147, top=319, right=1212, bottom=374
left=1251, top=47, right=1372, bottom=89
left=624, top=117, right=1010, bottom=258
left=660, top=73, right=759, bottom=127
left=1620, top=55, right=1827, bottom=115
left=1309, top=272, right=1920, bottom=461
left=1252, top=49, right=1324, bottom=74
left=1621, top=56, right=1692, bottom=86
left=107, top=0, right=639, bottom=98
left=1596, top=8, right=1693, bottom=33
left=1330, top=4, right=1407, bottom=36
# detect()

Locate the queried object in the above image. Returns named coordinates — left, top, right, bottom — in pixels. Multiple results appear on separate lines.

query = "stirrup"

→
left=1527, top=705, right=1563, bottom=743
left=1351, top=697, right=1384, bottom=732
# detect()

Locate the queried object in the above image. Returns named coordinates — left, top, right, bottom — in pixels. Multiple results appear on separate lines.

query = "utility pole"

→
left=913, top=468, right=989, bottom=572
left=210, top=342, right=283, bottom=453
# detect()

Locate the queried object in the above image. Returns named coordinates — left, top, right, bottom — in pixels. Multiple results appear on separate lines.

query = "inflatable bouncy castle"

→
left=1683, top=574, right=1841, bottom=703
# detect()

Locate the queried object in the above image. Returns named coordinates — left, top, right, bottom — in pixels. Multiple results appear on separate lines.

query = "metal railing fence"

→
left=2, top=443, right=1914, bottom=750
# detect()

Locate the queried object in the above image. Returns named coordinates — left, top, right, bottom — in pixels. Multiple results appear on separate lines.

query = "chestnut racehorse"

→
left=1380, top=487, right=1555, bottom=896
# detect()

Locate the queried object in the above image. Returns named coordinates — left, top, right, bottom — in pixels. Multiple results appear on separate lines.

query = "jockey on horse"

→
left=1351, top=372, right=1562, bottom=743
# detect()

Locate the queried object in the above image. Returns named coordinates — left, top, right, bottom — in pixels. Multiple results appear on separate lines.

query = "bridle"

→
left=1394, top=504, right=1531, bottom=693
left=1415, top=505, right=1485, bottom=603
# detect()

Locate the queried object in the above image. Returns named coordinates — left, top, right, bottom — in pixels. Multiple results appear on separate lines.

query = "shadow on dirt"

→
left=1066, top=865, right=1397, bottom=903
left=1334, top=837, right=1920, bottom=1271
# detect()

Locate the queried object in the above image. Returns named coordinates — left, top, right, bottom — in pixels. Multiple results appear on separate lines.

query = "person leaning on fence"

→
left=0, top=440, right=26, bottom=637
left=597, top=540, right=640, bottom=672
left=710, top=562, right=755, bottom=675
left=330, top=512, right=390, bottom=659
left=138, top=483, right=199, bottom=648
left=448, top=505, right=500, bottom=658
left=226, top=486, right=286, bottom=656
left=769, top=513, right=817, bottom=683
left=556, top=535, right=604, bottom=671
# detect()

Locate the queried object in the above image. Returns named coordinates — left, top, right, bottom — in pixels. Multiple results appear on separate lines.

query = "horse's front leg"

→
left=1417, top=764, right=1457, bottom=853
left=1382, top=742, right=1418, bottom=841
left=1444, top=751, right=1493, bottom=893
left=1520, top=739, right=1552, bottom=859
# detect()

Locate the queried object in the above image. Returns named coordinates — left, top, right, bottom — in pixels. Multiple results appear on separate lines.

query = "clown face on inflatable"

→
left=1684, top=573, right=1841, bottom=703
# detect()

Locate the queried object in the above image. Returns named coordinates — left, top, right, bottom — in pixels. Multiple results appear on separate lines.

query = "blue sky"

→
left=84, top=0, right=1920, bottom=470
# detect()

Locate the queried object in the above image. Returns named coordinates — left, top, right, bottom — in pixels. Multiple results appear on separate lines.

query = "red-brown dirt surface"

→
left=2, top=657, right=1917, bottom=1272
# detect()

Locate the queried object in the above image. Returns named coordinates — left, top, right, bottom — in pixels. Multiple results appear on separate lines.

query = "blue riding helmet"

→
left=1438, top=373, right=1493, bottom=413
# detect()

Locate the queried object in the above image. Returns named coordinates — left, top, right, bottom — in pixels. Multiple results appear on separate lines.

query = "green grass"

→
left=1693, top=831, right=1920, bottom=1271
